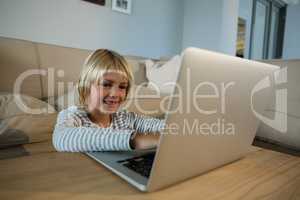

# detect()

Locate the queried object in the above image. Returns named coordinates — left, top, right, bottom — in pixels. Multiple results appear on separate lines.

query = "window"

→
left=249, top=0, right=286, bottom=59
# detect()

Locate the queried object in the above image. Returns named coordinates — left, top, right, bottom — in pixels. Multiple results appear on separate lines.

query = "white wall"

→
left=182, top=0, right=239, bottom=55
left=0, top=0, right=183, bottom=59
left=283, top=3, right=300, bottom=59
left=219, top=0, right=239, bottom=55
left=0, top=0, right=245, bottom=58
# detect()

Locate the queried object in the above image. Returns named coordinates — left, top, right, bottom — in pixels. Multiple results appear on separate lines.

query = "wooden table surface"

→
left=0, top=141, right=300, bottom=200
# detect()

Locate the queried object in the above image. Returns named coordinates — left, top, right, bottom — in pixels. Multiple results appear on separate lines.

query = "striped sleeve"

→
left=127, top=111, right=166, bottom=133
left=52, top=109, right=134, bottom=152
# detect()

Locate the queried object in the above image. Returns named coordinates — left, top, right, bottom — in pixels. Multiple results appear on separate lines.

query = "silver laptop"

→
left=86, top=47, right=279, bottom=192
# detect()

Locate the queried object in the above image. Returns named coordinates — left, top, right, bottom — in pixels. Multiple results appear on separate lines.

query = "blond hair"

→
left=78, top=49, right=133, bottom=105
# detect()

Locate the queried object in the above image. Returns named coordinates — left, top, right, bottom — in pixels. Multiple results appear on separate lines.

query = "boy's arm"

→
left=125, top=111, right=165, bottom=150
left=52, top=109, right=134, bottom=152
left=128, top=112, right=165, bottom=133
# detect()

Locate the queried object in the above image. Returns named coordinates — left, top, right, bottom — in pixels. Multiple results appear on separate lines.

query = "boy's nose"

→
left=109, top=87, right=121, bottom=96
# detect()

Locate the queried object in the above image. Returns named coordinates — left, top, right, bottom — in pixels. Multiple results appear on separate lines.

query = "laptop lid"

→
left=147, top=47, right=279, bottom=191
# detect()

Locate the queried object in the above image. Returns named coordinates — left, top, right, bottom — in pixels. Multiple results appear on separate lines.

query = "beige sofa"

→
left=0, top=36, right=167, bottom=159
left=0, top=36, right=167, bottom=116
left=1, top=36, right=299, bottom=153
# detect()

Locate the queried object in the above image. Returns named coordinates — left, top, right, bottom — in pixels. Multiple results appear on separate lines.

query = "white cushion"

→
left=145, top=55, right=182, bottom=94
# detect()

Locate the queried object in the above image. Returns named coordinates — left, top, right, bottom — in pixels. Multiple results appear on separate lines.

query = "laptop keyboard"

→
left=117, top=152, right=156, bottom=178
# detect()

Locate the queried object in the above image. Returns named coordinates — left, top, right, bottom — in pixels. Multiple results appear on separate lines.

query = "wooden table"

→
left=0, top=141, right=300, bottom=200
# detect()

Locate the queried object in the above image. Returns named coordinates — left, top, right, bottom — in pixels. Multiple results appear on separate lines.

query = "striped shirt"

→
left=52, top=106, right=165, bottom=152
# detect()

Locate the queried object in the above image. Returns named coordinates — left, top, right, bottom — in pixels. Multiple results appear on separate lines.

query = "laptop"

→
left=85, top=47, right=279, bottom=192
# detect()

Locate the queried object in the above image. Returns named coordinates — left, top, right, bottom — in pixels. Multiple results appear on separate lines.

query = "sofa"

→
left=0, top=36, right=299, bottom=160
left=0, top=35, right=170, bottom=111
left=0, top=36, right=170, bottom=159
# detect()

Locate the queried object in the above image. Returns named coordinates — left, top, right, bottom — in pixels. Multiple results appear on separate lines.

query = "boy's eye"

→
left=119, top=85, right=128, bottom=90
left=100, top=81, right=127, bottom=90
left=101, top=82, right=113, bottom=88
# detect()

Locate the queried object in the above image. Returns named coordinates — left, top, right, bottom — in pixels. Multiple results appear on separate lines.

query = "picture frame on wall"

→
left=82, top=0, right=105, bottom=6
left=112, top=0, right=132, bottom=14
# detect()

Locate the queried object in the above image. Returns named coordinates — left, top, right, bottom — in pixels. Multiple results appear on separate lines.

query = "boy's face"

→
left=88, top=72, right=129, bottom=114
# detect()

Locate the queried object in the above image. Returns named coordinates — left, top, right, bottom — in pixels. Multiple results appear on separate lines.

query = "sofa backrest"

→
left=0, top=36, right=149, bottom=99
left=37, top=43, right=91, bottom=98
left=0, top=37, right=42, bottom=98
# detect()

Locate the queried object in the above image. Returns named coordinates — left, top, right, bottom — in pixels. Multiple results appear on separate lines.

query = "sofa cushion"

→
left=125, top=56, right=148, bottom=85
left=0, top=93, right=57, bottom=149
left=37, top=43, right=92, bottom=99
left=0, top=37, right=42, bottom=99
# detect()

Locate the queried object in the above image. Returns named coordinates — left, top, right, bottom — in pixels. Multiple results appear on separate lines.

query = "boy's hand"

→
left=130, top=133, right=160, bottom=150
